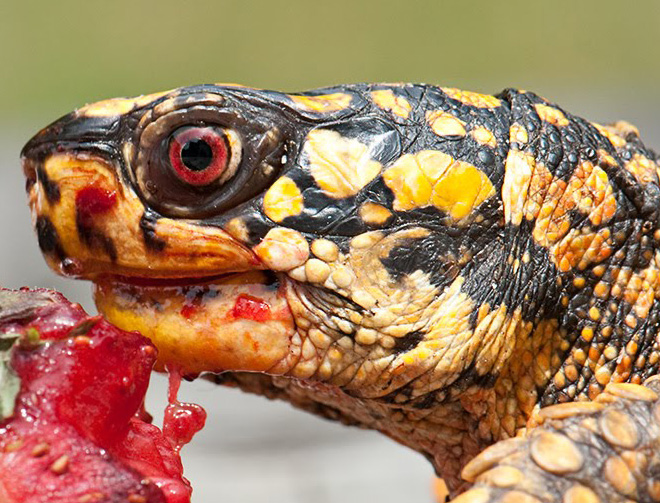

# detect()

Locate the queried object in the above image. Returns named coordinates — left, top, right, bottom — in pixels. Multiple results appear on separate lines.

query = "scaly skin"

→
left=458, top=378, right=660, bottom=502
left=20, top=84, right=660, bottom=500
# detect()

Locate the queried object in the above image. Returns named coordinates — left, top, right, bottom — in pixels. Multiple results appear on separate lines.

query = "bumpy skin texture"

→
left=458, top=377, right=660, bottom=503
left=20, top=83, right=660, bottom=500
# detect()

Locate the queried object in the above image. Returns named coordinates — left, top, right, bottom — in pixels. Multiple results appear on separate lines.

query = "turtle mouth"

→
left=100, top=271, right=270, bottom=288
left=92, top=270, right=299, bottom=376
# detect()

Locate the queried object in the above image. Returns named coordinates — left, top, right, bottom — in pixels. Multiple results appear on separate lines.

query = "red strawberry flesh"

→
left=0, top=288, right=203, bottom=503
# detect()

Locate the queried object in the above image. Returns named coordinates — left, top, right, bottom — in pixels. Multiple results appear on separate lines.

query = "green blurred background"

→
left=3, top=0, right=660, bottom=121
left=1, top=1, right=659, bottom=502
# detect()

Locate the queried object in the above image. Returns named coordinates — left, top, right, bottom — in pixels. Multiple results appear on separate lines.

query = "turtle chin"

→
left=92, top=271, right=299, bottom=376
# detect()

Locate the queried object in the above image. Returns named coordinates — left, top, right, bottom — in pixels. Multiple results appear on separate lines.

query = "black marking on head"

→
left=265, top=167, right=367, bottom=237
left=36, top=216, right=66, bottom=260
left=267, top=170, right=396, bottom=240
left=36, top=166, right=60, bottom=203
left=76, top=216, right=117, bottom=262
left=329, top=117, right=402, bottom=166
left=21, top=110, right=122, bottom=164
left=392, top=330, right=425, bottom=354
left=477, top=149, right=495, bottom=166
left=139, top=210, right=166, bottom=252
left=228, top=209, right=277, bottom=247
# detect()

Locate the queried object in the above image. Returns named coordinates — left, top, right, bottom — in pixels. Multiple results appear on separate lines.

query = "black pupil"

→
left=181, top=139, right=213, bottom=171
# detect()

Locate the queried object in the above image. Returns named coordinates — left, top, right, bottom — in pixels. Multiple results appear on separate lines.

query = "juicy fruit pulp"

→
left=0, top=288, right=206, bottom=503
left=164, top=367, right=207, bottom=454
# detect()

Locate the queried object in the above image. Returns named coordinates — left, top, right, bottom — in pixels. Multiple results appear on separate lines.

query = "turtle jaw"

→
left=92, top=271, right=299, bottom=376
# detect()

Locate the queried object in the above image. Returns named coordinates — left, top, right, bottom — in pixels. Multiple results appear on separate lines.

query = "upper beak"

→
left=22, top=110, right=122, bottom=165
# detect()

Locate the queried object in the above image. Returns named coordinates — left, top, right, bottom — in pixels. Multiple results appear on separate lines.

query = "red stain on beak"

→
left=75, top=187, right=117, bottom=224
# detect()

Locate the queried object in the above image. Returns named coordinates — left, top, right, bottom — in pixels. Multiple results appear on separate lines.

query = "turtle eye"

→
left=168, top=127, right=232, bottom=186
left=131, top=93, right=286, bottom=218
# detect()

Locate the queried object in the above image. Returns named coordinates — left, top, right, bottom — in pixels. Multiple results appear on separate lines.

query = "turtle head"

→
left=22, top=84, right=516, bottom=487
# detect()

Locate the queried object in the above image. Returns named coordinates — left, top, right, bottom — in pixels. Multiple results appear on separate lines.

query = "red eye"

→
left=168, top=127, right=229, bottom=186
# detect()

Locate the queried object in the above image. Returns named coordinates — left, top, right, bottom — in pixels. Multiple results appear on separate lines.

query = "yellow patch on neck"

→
left=359, top=202, right=393, bottom=226
left=534, top=104, right=569, bottom=127
left=471, top=127, right=497, bottom=147
left=441, top=88, right=501, bottom=108
left=371, top=89, right=412, bottom=118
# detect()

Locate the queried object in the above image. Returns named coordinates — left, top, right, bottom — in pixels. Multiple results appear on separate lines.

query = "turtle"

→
left=20, top=83, right=660, bottom=502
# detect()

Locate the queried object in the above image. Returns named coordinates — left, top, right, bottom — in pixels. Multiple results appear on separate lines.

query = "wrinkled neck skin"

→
left=211, top=254, right=570, bottom=494
left=214, top=224, right=660, bottom=496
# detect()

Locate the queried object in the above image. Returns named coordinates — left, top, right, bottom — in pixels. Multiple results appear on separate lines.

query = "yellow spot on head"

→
left=304, top=129, right=382, bottom=198
left=253, top=227, right=309, bottom=271
left=534, top=104, right=569, bottom=127
left=224, top=217, right=250, bottom=243
left=441, top=88, right=501, bottom=108
left=382, top=150, right=495, bottom=219
left=290, top=93, right=352, bottom=113
left=304, top=258, right=331, bottom=283
left=263, top=176, right=304, bottom=223
left=510, top=123, right=529, bottom=144
left=426, top=110, right=466, bottom=137
left=471, top=127, right=497, bottom=147
left=371, top=89, right=411, bottom=118
left=213, top=82, right=261, bottom=89
left=310, top=239, right=339, bottom=262
left=359, top=202, right=393, bottom=226
left=592, top=122, right=626, bottom=148
left=78, top=91, right=169, bottom=117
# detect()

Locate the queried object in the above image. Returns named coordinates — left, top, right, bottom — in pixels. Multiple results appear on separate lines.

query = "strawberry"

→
left=0, top=288, right=203, bottom=503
